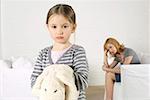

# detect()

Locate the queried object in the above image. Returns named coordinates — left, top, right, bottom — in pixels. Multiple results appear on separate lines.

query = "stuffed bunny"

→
left=32, top=64, right=79, bottom=100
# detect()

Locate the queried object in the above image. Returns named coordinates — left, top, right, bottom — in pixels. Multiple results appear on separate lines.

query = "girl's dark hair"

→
left=46, top=4, right=76, bottom=24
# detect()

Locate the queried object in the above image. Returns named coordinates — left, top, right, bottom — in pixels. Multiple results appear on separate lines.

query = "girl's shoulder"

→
left=72, top=44, right=83, bottom=48
left=39, top=46, right=51, bottom=54
left=71, top=44, right=85, bottom=51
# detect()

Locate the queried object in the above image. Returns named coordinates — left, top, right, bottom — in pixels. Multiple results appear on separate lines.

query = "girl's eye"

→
left=52, top=25, right=57, bottom=28
left=63, top=25, right=69, bottom=28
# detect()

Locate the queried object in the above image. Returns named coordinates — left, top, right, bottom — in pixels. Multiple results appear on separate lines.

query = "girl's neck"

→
left=52, top=42, right=72, bottom=51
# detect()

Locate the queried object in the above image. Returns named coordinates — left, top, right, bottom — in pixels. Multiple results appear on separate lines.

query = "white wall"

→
left=1, top=0, right=149, bottom=85
left=0, top=0, right=2, bottom=59
left=149, top=0, right=150, bottom=53
left=75, top=0, right=149, bottom=85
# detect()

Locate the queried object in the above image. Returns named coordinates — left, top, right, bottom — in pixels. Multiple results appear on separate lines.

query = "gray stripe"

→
left=31, top=44, right=88, bottom=100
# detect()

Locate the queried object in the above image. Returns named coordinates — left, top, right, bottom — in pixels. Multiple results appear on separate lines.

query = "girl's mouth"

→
left=56, top=36, right=64, bottom=39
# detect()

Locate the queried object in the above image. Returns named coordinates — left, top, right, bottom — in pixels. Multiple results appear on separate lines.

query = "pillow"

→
left=140, top=53, right=150, bottom=64
left=12, top=57, right=33, bottom=69
left=134, top=52, right=150, bottom=64
left=0, top=60, right=12, bottom=69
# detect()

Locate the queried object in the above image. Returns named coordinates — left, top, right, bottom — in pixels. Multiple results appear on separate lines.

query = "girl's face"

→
left=106, top=43, right=117, bottom=55
left=47, top=14, right=76, bottom=44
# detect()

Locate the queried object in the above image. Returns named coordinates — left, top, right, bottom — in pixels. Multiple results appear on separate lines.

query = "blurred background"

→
left=0, top=0, right=149, bottom=86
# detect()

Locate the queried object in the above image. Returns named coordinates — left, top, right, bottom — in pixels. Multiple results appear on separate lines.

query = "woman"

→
left=102, top=37, right=140, bottom=100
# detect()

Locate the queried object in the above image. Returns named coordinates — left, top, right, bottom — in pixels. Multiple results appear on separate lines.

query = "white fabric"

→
left=0, top=60, right=12, bottom=69
left=106, top=53, right=150, bottom=100
left=12, top=57, right=33, bottom=69
left=51, top=45, right=72, bottom=64
left=136, top=52, right=150, bottom=64
left=121, top=64, right=150, bottom=100
left=140, top=54, right=150, bottom=64
left=32, top=64, right=78, bottom=100
left=0, top=68, right=37, bottom=100
left=51, top=51, right=65, bottom=64
left=113, top=83, right=122, bottom=100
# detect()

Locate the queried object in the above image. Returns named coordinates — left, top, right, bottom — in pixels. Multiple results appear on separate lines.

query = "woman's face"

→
left=47, top=14, right=75, bottom=44
left=106, top=43, right=117, bottom=55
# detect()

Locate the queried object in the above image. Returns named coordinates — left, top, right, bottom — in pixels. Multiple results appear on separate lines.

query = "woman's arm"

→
left=123, top=56, right=133, bottom=64
left=103, top=56, right=134, bottom=73
left=102, top=62, right=120, bottom=73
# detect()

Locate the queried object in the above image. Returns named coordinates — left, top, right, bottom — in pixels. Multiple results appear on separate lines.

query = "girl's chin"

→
left=55, top=41, right=67, bottom=44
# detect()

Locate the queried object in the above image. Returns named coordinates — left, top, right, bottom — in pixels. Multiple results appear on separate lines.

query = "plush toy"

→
left=32, top=64, right=79, bottom=100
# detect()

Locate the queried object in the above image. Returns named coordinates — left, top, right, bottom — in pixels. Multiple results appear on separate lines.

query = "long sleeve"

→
left=31, top=50, right=44, bottom=88
left=73, top=47, right=89, bottom=91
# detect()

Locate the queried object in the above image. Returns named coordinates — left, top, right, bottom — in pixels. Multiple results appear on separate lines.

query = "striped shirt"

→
left=31, top=44, right=89, bottom=100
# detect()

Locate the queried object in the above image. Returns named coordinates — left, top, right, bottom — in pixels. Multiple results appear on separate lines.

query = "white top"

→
left=51, top=45, right=72, bottom=64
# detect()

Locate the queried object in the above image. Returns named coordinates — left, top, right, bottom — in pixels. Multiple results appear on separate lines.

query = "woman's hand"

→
left=104, top=49, right=108, bottom=57
left=104, top=49, right=109, bottom=66
left=102, top=64, right=120, bottom=73
left=102, top=64, right=109, bottom=72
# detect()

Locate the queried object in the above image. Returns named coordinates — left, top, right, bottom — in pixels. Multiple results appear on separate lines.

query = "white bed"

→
left=113, top=53, right=150, bottom=100
left=0, top=57, right=38, bottom=100
left=121, top=64, right=150, bottom=100
left=105, top=53, right=150, bottom=100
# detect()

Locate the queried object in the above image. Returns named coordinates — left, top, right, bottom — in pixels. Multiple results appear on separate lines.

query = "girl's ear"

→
left=46, top=24, right=49, bottom=28
left=72, top=24, right=77, bottom=33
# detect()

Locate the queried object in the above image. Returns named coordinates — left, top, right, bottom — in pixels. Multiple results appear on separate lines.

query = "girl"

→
left=31, top=4, right=88, bottom=100
left=102, top=37, right=140, bottom=100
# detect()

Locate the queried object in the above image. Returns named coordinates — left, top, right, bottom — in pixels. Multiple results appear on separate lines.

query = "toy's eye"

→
left=45, top=88, right=47, bottom=91
left=54, top=89, right=57, bottom=93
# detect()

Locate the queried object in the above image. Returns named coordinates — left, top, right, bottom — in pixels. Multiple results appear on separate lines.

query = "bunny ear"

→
left=31, top=66, right=52, bottom=96
left=56, top=65, right=73, bottom=84
left=55, top=65, right=78, bottom=100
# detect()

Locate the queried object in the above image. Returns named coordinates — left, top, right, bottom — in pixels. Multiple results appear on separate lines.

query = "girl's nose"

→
left=57, top=28, right=63, bottom=35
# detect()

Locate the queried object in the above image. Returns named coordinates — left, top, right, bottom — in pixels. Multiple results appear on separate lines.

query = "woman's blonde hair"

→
left=104, top=37, right=124, bottom=54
